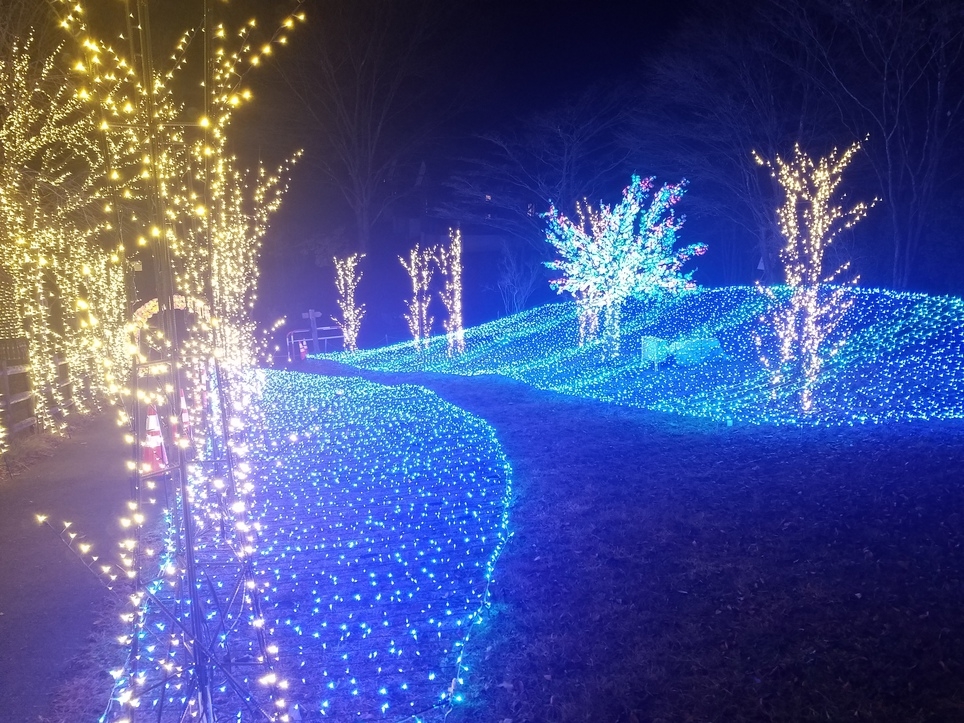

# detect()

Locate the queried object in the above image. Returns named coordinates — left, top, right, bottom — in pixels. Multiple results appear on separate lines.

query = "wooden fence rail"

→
left=0, top=338, right=73, bottom=439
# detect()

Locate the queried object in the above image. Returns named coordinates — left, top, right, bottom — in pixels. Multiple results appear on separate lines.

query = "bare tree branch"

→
left=277, top=0, right=459, bottom=253
left=773, top=0, right=964, bottom=288
left=441, top=86, right=632, bottom=251
left=622, top=0, right=831, bottom=283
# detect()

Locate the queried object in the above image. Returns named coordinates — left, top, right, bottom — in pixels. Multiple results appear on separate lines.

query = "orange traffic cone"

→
left=178, top=389, right=192, bottom=442
left=143, top=404, right=168, bottom=472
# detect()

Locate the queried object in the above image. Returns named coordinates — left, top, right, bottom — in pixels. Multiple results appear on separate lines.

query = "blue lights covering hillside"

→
left=255, top=371, right=512, bottom=718
left=121, top=370, right=513, bottom=720
left=320, top=287, right=964, bottom=425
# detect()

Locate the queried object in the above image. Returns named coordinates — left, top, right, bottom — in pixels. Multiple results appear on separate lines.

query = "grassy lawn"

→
left=37, top=361, right=964, bottom=722
left=308, top=360, right=964, bottom=723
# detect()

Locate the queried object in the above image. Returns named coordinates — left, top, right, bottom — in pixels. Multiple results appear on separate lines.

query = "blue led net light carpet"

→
left=321, top=286, right=964, bottom=426
left=255, top=370, right=512, bottom=719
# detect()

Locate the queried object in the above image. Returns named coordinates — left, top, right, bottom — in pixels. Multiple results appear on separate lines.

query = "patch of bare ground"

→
left=1, top=430, right=62, bottom=480
left=0, top=411, right=129, bottom=722
left=40, top=594, right=126, bottom=723
left=306, top=360, right=964, bottom=723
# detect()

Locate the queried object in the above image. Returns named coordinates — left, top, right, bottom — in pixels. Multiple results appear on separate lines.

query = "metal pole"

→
left=133, top=0, right=213, bottom=716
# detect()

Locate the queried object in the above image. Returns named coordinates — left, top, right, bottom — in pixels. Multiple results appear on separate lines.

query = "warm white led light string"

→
left=332, top=253, right=366, bottom=353
left=753, top=142, right=872, bottom=413
left=38, top=2, right=307, bottom=720
left=400, top=244, right=436, bottom=352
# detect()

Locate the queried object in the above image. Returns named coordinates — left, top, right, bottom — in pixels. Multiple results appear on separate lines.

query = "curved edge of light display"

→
left=316, top=285, right=964, bottom=426
left=256, top=369, right=513, bottom=719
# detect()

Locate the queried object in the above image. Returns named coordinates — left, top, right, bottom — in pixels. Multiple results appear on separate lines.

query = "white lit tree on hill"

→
left=544, top=174, right=706, bottom=354
left=437, top=229, right=465, bottom=356
left=753, top=141, right=872, bottom=412
left=401, top=243, right=435, bottom=351
left=333, top=252, right=365, bottom=351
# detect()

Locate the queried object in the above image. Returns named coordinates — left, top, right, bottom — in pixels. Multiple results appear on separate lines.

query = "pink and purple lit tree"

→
left=544, top=175, right=706, bottom=354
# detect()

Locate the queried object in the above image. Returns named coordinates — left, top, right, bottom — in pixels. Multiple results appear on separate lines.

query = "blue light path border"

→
left=320, top=286, right=964, bottom=426
left=255, top=370, right=512, bottom=719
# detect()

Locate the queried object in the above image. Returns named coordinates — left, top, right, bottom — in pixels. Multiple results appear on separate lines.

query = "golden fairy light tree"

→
left=333, top=252, right=366, bottom=352
left=437, top=228, right=465, bottom=356
left=59, top=1, right=303, bottom=381
left=69, top=247, right=128, bottom=399
left=401, top=243, right=435, bottom=351
left=50, top=3, right=306, bottom=719
left=178, top=149, right=300, bottom=388
left=0, top=33, right=127, bottom=431
left=753, top=141, right=872, bottom=413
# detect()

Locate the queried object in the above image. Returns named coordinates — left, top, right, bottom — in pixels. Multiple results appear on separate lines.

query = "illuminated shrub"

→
left=543, top=175, right=706, bottom=355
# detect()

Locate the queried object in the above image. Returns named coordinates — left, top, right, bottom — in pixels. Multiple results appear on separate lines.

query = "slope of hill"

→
left=322, top=286, right=964, bottom=425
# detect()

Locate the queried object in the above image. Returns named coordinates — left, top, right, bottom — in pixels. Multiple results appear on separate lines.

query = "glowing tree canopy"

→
left=49, top=2, right=306, bottom=720
left=333, top=252, right=366, bottom=352
left=0, top=33, right=127, bottom=432
left=544, top=174, right=706, bottom=353
left=437, top=228, right=465, bottom=356
left=60, top=0, right=302, bottom=383
left=401, top=243, right=435, bottom=351
left=753, top=141, right=872, bottom=412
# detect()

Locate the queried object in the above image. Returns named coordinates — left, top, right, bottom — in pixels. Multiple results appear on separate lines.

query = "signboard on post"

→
left=302, top=309, right=324, bottom=354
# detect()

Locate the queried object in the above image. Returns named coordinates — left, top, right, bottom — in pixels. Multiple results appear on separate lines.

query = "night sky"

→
left=242, top=0, right=694, bottom=345
left=160, top=0, right=964, bottom=349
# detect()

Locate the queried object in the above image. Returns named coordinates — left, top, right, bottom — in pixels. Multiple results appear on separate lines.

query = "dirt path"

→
left=5, top=366, right=963, bottom=722
left=0, top=413, right=129, bottom=723
left=303, top=359, right=964, bottom=722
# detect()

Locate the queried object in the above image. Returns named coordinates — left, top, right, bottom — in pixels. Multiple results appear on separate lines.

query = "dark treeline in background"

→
left=136, top=0, right=964, bottom=344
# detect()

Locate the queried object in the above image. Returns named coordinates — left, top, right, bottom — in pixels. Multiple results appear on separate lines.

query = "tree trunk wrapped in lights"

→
left=51, top=3, right=306, bottom=719
left=332, top=252, right=366, bottom=352
left=203, top=152, right=299, bottom=387
left=543, top=174, right=706, bottom=356
left=400, top=243, right=435, bottom=351
left=73, top=249, right=129, bottom=398
left=437, top=229, right=465, bottom=356
left=753, top=141, right=872, bottom=413
left=574, top=291, right=602, bottom=346
left=0, top=34, right=127, bottom=431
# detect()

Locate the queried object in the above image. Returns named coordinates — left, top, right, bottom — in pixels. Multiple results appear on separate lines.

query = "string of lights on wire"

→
left=320, top=284, right=964, bottom=427
left=437, top=229, right=465, bottom=357
left=253, top=370, right=512, bottom=718
left=332, top=253, right=366, bottom=353
left=397, top=232, right=465, bottom=357
left=41, top=362, right=515, bottom=721
left=0, top=33, right=129, bottom=435
left=400, top=243, right=436, bottom=352
left=41, top=1, right=307, bottom=720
